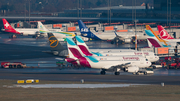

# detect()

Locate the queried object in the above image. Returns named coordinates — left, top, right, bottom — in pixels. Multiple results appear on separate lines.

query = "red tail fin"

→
left=157, top=25, right=174, bottom=39
left=2, top=18, right=20, bottom=34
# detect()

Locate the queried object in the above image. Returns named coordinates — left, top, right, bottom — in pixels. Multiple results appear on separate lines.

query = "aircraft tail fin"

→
left=145, top=30, right=170, bottom=47
left=47, top=33, right=68, bottom=57
left=75, top=35, right=93, bottom=56
left=66, top=37, right=85, bottom=58
left=37, top=21, right=49, bottom=33
left=157, top=25, right=174, bottom=39
left=2, top=18, right=20, bottom=34
left=78, top=20, right=91, bottom=33
left=146, top=25, right=168, bottom=46
left=78, top=20, right=101, bottom=40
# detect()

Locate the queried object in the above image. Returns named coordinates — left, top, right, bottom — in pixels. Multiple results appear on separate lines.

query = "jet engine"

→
left=52, top=51, right=59, bottom=55
left=124, top=38, right=131, bottom=43
left=124, top=66, right=139, bottom=73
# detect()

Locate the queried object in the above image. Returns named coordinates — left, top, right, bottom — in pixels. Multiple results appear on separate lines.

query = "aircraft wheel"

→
left=100, top=71, right=106, bottom=75
left=144, top=72, right=147, bottom=75
left=17, top=65, right=21, bottom=68
left=114, top=72, right=120, bottom=75
left=9, top=65, right=12, bottom=68
left=111, top=41, right=114, bottom=44
left=136, top=72, right=140, bottom=75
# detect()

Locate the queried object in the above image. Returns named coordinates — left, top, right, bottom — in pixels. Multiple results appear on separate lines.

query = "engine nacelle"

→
left=124, top=66, right=139, bottom=73
left=124, top=38, right=131, bottom=43
left=52, top=51, right=59, bottom=55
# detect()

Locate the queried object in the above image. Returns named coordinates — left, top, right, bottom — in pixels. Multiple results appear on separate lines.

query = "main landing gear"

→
left=100, top=70, right=120, bottom=75
left=100, top=70, right=106, bottom=75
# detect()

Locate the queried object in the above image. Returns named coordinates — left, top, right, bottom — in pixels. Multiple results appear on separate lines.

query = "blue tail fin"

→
left=78, top=20, right=91, bottom=33
left=78, top=20, right=101, bottom=40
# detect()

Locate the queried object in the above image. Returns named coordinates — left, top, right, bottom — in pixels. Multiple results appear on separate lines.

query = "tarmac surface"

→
left=0, top=33, right=180, bottom=85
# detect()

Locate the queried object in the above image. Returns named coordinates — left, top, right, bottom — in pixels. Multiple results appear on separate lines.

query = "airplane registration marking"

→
left=48, top=36, right=59, bottom=48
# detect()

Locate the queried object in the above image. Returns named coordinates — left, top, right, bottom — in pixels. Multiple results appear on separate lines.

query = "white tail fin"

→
left=75, top=36, right=93, bottom=56
left=66, top=37, right=85, bottom=58
left=37, top=21, right=49, bottom=31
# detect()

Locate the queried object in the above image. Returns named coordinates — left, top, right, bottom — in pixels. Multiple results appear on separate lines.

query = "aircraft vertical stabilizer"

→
left=78, top=20, right=101, bottom=40
left=47, top=33, right=68, bottom=57
left=157, top=25, right=174, bottom=40
left=2, top=18, right=20, bottom=34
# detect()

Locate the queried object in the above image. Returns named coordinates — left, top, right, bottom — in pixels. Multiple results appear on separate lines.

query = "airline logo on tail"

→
left=160, top=30, right=168, bottom=39
left=2, top=18, right=20, bottom=34
left=146, top=25, right=168, bottom=46
left=145, top=30, right=171, bottom=47
left=67, top=37, right=99, bottom=63
left=157, top=25, right=174, bottom=39
left=48, top=36, right=59, bottom=48
left=78, top=20, right=101, bottom=40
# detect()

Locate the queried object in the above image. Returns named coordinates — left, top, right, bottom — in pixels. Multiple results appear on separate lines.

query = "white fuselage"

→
left=95, top=51, right=159, bottom=63
left=87, top=49, right=159, bottom=62
left=76, top=56, right=151, bottom=69
left=92, top=31, right=147, bottom=40
left=163, top=39, right=180, bottom=43
left=15, top=28, right=39, bottom=36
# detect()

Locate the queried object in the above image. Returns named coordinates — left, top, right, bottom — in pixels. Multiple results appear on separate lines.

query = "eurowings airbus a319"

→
left=46, top=33, right=151, bottom=75
left=75, top=35, right=159, bottom=62
left=65, top=37, right=151, bottom=75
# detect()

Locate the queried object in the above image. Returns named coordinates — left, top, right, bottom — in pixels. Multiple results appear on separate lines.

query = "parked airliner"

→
left=78, top=20, right=147, bottom=44
left=66, top=37, right=151, bottom=75
left=2, top=18, right=40, bottom=37
left=38, top=22, right=76, bottom=41
left=157, top=25, right=180, bottom=43
left=75, top=35, right=159, bottom=62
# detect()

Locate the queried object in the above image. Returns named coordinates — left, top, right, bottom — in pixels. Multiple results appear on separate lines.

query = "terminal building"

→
left=58, top=0, right=180, bottom=24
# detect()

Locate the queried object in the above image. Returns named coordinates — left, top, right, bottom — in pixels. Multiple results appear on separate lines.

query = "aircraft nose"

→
left=147, top=61, right=152, bottom=67
left=155, top=56, right=159, bottom=61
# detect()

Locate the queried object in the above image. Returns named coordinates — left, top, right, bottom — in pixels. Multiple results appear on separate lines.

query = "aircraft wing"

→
left=102, top=62, right=131, bottom=69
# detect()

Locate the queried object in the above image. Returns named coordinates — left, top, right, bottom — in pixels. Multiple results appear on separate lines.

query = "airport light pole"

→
left=134, top=0, right=137, bottom=51
left=167, top=0, right=168, bottom=25
left=110, top=0, right=111, bottom=26
left=107, top=0, right=109, bottom=24
left=169, top=0, right=171, bottom=32
left=29, top=0, right=30, bottom=23
left=24, top=2, right=26, bottom=22
left=77, top=0, right=79, bottom=19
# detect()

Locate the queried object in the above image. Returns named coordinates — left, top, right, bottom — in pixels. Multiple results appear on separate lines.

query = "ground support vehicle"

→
left=1, top=62, right=27, bottom=68
left=134, top=68, right=154, bottom=75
